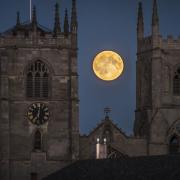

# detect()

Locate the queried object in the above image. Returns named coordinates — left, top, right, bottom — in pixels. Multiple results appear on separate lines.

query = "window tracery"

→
left=26, top=60, right=49, bottom=98
left=173, top=68, right=180, bottom=95
left=169, top=135, right=179, bottom=154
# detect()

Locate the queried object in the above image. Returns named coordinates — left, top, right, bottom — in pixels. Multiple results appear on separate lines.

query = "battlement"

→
left=0, top=31, right=72, bottom=49
left=138, top=35, right=180, bottom=52
left=162, top=35, right=180, bottom=49
left=0, top=1, right=78, bottom=50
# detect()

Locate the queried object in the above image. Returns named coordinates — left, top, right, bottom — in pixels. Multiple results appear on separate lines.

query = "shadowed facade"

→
left=0, top=0, right=180, bottom=180
left=0, top=1, right=79, bottom=180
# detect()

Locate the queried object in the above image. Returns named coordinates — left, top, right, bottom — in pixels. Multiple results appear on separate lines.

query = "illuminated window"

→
left=173, top=68, right=180, bottom=95
left=26, top=60, right=50, bottom=98
left=169, top=136, right=179, bottom=154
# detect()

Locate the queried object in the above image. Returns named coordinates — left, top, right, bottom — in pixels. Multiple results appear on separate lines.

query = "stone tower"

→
left=0, top=1, right=79, bottom=179
left=134, top=0, right=180, bottom=155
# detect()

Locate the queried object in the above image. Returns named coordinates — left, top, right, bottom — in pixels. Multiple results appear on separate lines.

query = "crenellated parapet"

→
left=162, top=35, right=180, bottom=50
left=138, top=34, right=180, bottom=52
left=0, top=1, right=78, bottom=50
left=0, top=30, right=72, bottom=49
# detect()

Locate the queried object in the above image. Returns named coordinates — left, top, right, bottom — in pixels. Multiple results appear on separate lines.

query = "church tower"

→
left=134, top=0, right=180, bottom=155
left=0, top=1, right=79, bottom=180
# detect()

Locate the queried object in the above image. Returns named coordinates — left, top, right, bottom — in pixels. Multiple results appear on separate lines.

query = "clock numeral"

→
left=45, top=112, right=49, bottom=116
left=29, top=107, right=33, bottom=111
left=29, top=115, right=33, bottom=120
left=28, top=112, right=32, bottom=116
left=44, top=116, right=48, bottom=120
left=44, top=107, right=48, bottom=111
left=27, top=103, right=49, bottom=125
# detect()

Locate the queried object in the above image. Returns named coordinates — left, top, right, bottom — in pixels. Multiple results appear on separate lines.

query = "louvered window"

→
left=173, top=68, right=180, bottom=95
left=26, top=60, right=49, bottom=98
left=27, top=72, right=33, bottom=97
left=35, top=73, right=40, bottom=97
left=42, top=73, right=49, bottom=98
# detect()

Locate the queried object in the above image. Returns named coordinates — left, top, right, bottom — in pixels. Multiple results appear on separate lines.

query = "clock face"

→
left=27, top=103, right=49, bottom=125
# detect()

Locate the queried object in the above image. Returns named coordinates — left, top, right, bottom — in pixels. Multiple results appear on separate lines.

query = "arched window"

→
left=103, top=126, right=113, bottom=144
left=26, top=72, right=33, bottom=97
left=42, top=73, right=49, bottom=97
left=35, top=73, right=40, bottom=97
left=34, top=130, right=42, bottom=150
left=26, top=60, right=50, bottom=98
left=169, top=136, right=179, bottom=154
left=173, top=68, right=180, bottom=95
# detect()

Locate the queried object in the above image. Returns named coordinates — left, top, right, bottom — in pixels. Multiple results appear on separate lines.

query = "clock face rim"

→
left=27, top=102, right=49, bottom=125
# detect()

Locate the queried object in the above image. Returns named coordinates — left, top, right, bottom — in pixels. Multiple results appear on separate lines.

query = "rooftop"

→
left=43, top=155, right=180, bottom=180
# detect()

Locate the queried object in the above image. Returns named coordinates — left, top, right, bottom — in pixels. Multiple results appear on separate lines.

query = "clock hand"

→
left=37, top=107, right=40, bottom=119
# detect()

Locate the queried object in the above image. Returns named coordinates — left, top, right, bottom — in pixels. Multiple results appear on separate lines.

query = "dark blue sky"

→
left=0, top=0, right=180, bottom=135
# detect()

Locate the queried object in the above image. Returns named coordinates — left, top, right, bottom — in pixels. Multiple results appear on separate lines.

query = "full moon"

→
left=92, top=51, right=124, bottom=81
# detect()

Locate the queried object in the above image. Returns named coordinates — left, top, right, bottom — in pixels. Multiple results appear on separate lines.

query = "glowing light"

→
left=93, top=51, right=124, bottom=81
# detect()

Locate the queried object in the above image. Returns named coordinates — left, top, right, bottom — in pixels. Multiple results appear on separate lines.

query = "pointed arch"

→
left=173, top=67, right=180, bottom=95
left=26, top=60, right=50, bottom=99
left=42, top=72, right=49, bottom=98
left=102, top=125, right=113, bottom=144
left=34, top=130, right=42, bottom=150
left=169, top=135, right=179, bottom=154
left=34, top=72, right=40, bottom=97
left=26, top=72, right=33, bottom=97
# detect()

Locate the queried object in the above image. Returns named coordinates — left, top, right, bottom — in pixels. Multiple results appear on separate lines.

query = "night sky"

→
left=0, top=0, right=180, bottom=135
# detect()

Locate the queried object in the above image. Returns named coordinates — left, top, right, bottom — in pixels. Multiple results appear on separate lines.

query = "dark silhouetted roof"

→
left=1, top=21, right=52, bottom=36
left=43, top=155, right=180, bottom=180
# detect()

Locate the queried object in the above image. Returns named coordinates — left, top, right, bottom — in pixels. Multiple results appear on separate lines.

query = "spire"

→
left=54, top=3, right=61, bottom=35
left=32, top=6, right=37, bottom=26
left=137, top=2, right=144, bottom=40
left=152, top=0, right=159, bottom=35
left=16, top=11, right=20, bottom=26
left=71, top=0, right=78, bottom=33
left=64, top=8, right=69, bottom=37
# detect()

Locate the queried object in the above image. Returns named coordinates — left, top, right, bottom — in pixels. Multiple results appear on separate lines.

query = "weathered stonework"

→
left=1, top=0, right=180, bottom=180
left=0, top=1, right=79, bottom=180
left=135, top=0, right=180, bottom=155
left=79, top=116, right=147, bottom=159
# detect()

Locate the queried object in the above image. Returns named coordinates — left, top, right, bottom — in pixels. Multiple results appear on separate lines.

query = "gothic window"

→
left=26, top=60, right=50, bottom=98
left=42, top=73, right=49, bottom=97
left=164, top=66, right=170, bottom=93
left=34, top=130, right=42, bottom=150
left=35, top=73, right=40, bottom=97
left=103, top=127, right=113, bottom=144
left=173, top=68, right=180, bottom=95
left=169, top=136, right=179, bottom=154
left=27, top=72, right=33, bottom=97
